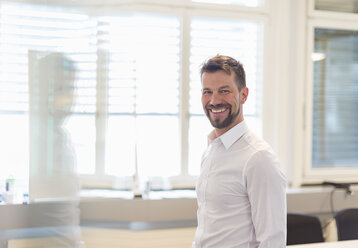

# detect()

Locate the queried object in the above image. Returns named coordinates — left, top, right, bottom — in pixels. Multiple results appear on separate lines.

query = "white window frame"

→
left=77, top=0, right=273, bottom=189
left=1, top=0, right=297, bottom=190
left=300, top=0, right=358, bottom=184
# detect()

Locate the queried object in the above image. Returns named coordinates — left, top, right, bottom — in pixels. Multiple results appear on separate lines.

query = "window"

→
left=312, top=28, right=358, bottom=169
left=0, top=0, right=266, bottom=192
left=101, top=14, right=181, bottom=178
left=0, top=2, right=97, bottom=193
left=303, top=0, right=358, bottom=183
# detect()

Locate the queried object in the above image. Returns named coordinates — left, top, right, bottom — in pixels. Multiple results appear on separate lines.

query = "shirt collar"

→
left=208, top=121, right=249, bottom=150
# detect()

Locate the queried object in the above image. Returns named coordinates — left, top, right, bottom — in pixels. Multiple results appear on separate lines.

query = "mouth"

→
left=210, top=107, right=228, bottom=113
left=207, top=105, right=230, bottom=116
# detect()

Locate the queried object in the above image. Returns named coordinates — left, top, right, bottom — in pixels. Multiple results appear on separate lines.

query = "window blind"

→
left=100, top=13, right=181, bottom=177
left=312, top=28, right=358, bottom=168
left=0, top=1, right=267, bottom=187
left=315, top=0, right=358, bottom=14
left=0, top=2, right=97, bottom=180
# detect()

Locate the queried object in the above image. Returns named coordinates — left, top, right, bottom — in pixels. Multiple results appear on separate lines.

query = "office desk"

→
left=288, top=240, right=358, bottom=247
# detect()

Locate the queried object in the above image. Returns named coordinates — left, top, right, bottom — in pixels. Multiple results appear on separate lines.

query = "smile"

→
left=210, top=107, right=227, bottom=113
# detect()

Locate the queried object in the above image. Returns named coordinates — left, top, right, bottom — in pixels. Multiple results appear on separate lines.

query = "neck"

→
left=214, top=116, right=244, bottom=139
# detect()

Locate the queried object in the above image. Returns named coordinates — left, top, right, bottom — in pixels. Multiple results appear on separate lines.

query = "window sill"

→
left=1, top=186, right=357, bottom=231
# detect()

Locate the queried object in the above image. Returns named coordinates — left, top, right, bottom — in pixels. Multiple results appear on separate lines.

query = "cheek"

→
left=229, top=96, right=240, bottom=109
left=201, top=97, right=208, bottom=107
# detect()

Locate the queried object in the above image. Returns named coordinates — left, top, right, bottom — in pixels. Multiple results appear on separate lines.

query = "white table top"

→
left=288, top=240, right=358, bottom=248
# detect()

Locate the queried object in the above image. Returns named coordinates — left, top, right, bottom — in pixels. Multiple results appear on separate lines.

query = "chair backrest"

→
left=287, top=213, right=324, bottom=245
left=334, top=208, right=358, bottom=241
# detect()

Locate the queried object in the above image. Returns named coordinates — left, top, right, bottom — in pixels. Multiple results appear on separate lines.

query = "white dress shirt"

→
left=193, top=121, right=287, bottom=248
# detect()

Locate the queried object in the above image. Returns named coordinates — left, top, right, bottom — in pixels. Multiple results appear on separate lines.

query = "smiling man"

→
left=193, top=55, right=287, bottom=248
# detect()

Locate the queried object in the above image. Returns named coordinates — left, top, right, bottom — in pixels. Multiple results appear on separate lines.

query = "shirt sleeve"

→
left=244, top=149, right=287, bottom=248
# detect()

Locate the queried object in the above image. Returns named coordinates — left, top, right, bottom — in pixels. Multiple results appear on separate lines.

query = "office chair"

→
left=334, top=208, right=358, bottom=241
left=287, top=213, right=324, bottom=245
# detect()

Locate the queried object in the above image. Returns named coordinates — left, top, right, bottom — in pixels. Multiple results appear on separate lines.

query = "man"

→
left=193, top=55, right=287, bottom=248
left=29, top=52, right=81, bottom=247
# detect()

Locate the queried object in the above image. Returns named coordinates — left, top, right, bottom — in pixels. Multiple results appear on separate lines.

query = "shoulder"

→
left=246, top=149, right=280, bottom=174
left=242, top=130, right=271, bottom=152
left=243, top=148, right=287, bottom=189
left=242, top=132, right=284, bottom=178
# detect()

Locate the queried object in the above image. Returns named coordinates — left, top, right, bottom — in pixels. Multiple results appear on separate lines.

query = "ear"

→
left=240, top=87, right=249, bottom=104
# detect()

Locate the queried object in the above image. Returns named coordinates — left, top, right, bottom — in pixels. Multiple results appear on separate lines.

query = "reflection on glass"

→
left=28, top=51, right=81, bottom=247
left=312, top=28, right=358, bottom=168
left=315, top=0, right=358, bottom=13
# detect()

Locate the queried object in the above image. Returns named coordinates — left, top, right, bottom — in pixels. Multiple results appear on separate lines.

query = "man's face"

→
left=201, top=70, right=247, bottom=132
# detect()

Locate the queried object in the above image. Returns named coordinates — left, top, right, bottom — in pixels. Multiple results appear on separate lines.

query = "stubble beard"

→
left=205, top=104, right=240, bottom=129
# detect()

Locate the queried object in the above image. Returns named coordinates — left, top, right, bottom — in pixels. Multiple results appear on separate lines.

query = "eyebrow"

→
left=202, top=85, right=231, bottom=91
left=218, top=85, right=230, bottom=90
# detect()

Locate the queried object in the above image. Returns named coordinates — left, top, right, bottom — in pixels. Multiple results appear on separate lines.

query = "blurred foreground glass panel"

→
left=28, top=51, right=81, bottom=247
left=0, top=1, right=95, bottom=245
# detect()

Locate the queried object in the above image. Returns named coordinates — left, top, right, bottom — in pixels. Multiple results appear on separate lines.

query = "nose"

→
left=209, top=91, right=222, bottom=106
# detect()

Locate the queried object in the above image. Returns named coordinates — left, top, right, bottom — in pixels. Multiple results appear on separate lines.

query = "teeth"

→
left=211, top=108, right=226, bottom=113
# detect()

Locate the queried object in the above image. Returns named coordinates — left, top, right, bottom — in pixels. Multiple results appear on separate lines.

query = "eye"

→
left=202, top=90, right=212, bottom=95
left=219, top=89, right=230, bottom=94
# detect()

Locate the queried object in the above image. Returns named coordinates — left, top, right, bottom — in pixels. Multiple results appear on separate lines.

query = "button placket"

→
left=201, top=141, right=220, bottom=203
left=196, top=140, right=221, bottom=247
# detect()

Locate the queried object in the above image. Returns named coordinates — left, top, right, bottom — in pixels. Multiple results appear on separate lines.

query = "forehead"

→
left=201, top=70, right=236, bottom=89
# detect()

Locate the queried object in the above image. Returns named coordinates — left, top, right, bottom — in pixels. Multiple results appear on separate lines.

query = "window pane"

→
left=188, top=116, right=212, bottom=175
left=106, top=116, right=136, bottom=177
left=137, top=116, right=180, bottom=177
left=106, top=115, right=180, bottom=178
left=315, top=0, right=358, bottom=13
left=103, top=13, right=181, bottom=178
left=0, top=2, right=97, bottom=186
left=103, top=14, right=180, bottom=115
left=0, top=115, right=29, bottom=181
left=312, top=28, right=358, bottom=168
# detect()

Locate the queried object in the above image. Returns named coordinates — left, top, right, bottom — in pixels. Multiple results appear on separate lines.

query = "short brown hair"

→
left=200, top=55, right=246, bottom=90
